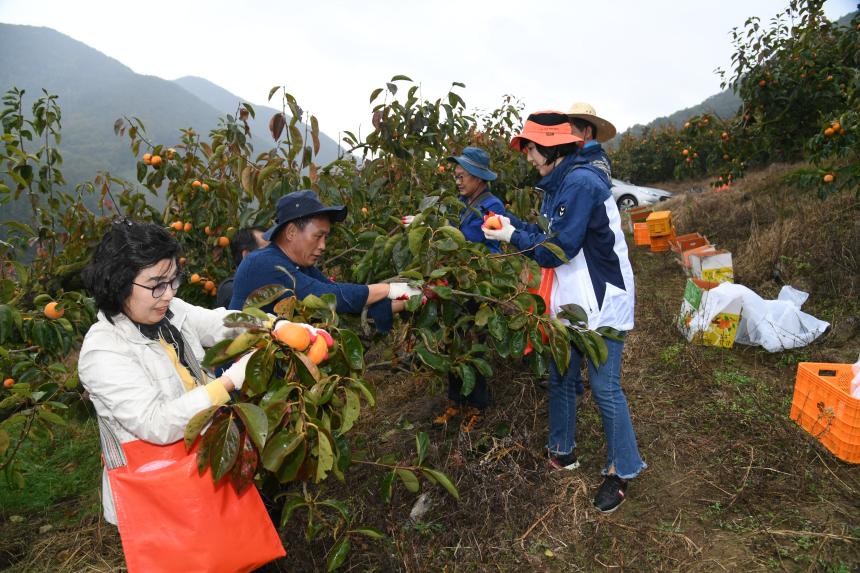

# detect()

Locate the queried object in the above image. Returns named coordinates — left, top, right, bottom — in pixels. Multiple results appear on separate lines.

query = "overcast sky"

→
left=0, top=0, right=855, bottom=140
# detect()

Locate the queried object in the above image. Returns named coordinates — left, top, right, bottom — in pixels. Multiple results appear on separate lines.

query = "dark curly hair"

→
left=81, top=220, right=180, bottom=321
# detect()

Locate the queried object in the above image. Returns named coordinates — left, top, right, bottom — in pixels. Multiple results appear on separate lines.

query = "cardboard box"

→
left=677, top=278, right=742, bottom=348
left=690, top=249, right=734, bottom=283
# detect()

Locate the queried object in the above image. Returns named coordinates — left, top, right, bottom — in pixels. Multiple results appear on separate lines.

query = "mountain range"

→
left=0, top=23, right=342, bottom=219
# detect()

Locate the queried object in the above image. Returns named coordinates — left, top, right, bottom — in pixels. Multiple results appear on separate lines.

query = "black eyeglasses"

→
left=454, top=174, right=470, bottom=182
left=132, top=273, right=184, bottom=298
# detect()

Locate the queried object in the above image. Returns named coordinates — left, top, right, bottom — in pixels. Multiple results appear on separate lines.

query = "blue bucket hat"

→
left=263, top=190, right=347, bottom=241
left=447, top=146, right=497, bottom=181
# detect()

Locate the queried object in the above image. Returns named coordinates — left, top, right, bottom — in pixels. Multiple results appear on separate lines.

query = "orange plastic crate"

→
left=649, top=235, right=671, bottom=252
left=628, top=206, right=653, bottom=224
left=790, top=363, right=860, bottom=463
left=633, top=222, right=650, bottom=246
left=646, top=211, right=673, bottom=237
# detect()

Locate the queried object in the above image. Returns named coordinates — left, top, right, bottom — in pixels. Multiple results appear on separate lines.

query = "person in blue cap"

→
left=229, top=190, right=420, bottom=332
left=404, top=146, right=506, bottom=431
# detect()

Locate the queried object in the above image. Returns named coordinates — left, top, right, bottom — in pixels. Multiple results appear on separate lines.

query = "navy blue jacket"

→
left=459, top=190, right=505, bottom=253
left=228, top=244, right=394, bottom=332
left=507, top=144, right=635, bottom=330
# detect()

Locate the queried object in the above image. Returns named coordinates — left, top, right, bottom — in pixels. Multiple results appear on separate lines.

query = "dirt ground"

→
left=2, top=171, right=859, bottom=572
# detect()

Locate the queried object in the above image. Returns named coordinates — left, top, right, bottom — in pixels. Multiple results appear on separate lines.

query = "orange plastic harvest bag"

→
left=99, top=419, right=285, bottom=573
left=523, top=267, right=555, bottom=356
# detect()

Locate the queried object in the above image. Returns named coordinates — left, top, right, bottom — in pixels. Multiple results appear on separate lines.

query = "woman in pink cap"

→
left=483, top=111, right=645, bottom=514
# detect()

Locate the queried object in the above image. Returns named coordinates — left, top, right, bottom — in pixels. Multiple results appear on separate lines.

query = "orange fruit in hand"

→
left=44, top=301, right=64, bottom=319
left=272, top=323, right=311, bottom=351
left=190, top=273, right=201, bottom=283
left=306, top=336, right=329, bottom=365
left=484, top=215, right=502, bottom=230
left=150, top=155, right=162, bottom=167
left=217, top=236, right=230, bottom=247
left=3, top=378, right=13, bottom=389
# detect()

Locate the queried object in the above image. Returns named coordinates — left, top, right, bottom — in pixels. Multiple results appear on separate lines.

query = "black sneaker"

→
left=593, top=475, right=627, bottom=513
left=548, top=451, right=580, bottom=471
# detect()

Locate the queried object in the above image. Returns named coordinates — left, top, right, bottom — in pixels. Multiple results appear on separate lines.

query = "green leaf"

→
left=234, top=403, right=269, bottom=451
left=245, top=345, right=275, bottom=395
left=558, top=304, right=588, bottom=325
left=338, top=329, right=365, bottom=371
left=351, top=527, right=385, bottom=540
left=390, top=74, right=413, bottom=82
left=369, top=87, right=383, bottom=104
left=276, top=439, right=307, bottom=483
left=408, top=226, right=428, bottom=258
left=469, top=357, right=492, bottom=377
left=184, top=406, right=220, bottom=449
left=380, top=470, right=395, bottom=503
left=435, top=225, right=466, bottom=246
left=268, top=85, right=281, bottom=101
left=315, top=431, right=334, bottom=482
left=457, top=364, right=476, bottom=396
left=279, top=495, right=307, bottom=527
left=487, top=311, right=506, bottom=341
left=420, top=468, right=459, bottom=500
left=224, top=331, right=260, bottom=356
left=0, top=429, right=9, bottom=457
left=549, top=329, right=572, bottom=376
left=415, top=431, right=429, bottom=466
left=474, top=304, right=492, bottom=327
left=244, top=284, right=289, bottom=309
left=262, top=431, right=305, bottom=472
left=415, top=345, right=451, bottom=373
left=326, top=536, right=350, bottom=572
left=208, top=416, right=241, bottom=482
left=339, top=388, right=361, bottom=434
left=301, top=294, right=330, bottom=310
left=37, top=409, right=66, bottom=426
left=596, top=326, right=626, bottom=342
left=395, top=468, right=420, bottom=493
left=542, top=241, right=569, bottom=264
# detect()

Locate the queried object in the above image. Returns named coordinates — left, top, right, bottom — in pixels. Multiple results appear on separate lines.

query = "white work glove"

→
left=223, top=350, right=256, bottom=390
left=482, top=215, right=515, bottom=243
left=387, top=283, right=422, bottom=301
left=401, top=215, right=415, bottom=227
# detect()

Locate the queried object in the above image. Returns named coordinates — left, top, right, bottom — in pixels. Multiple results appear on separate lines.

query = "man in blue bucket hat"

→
left=403, top=146, right=507, bottom=431
left=229, top=190, right=420, bottom=332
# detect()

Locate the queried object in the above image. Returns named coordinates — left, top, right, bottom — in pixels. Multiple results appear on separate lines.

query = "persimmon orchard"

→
left=612, top=1, right=858, bottom=195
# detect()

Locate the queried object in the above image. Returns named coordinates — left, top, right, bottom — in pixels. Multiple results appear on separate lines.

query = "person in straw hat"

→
left=482, top=111, right=645, bottom=514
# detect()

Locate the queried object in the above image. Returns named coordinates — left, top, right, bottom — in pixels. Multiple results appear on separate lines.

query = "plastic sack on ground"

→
left=726, top=284, right=830, bottom=352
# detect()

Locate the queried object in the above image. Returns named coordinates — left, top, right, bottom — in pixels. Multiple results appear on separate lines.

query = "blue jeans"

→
left=547, top=336, right=646, bottom=479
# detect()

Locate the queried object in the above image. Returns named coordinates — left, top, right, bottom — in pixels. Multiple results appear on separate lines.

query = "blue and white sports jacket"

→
left=507, top=144, right=635, bottom=331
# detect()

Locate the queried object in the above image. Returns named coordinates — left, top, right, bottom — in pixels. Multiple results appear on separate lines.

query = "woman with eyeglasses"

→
left=78, top=220, right=306, bottom=526
left=403, top=147, right=506, bottom=432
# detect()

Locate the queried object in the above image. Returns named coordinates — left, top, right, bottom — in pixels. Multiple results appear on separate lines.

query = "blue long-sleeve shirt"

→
left=228, top=244, right=394, bottom=332
left=459, top=190, right=505, bottom=253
